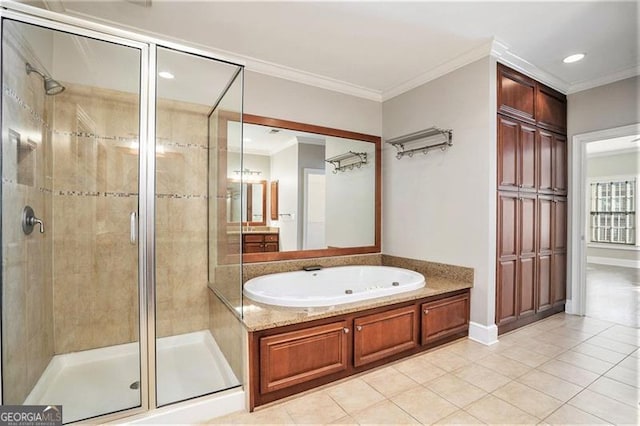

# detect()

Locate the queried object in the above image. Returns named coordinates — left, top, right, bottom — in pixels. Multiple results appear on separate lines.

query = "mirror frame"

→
left=240, top=114, right=381, bottom=263
left=218, top=113, right=382, bottom=263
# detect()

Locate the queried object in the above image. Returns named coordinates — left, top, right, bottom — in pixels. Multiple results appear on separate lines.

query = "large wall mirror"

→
left=224, top=114, right=381, bottom=262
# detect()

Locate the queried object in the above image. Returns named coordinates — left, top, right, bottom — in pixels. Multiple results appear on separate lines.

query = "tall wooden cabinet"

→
left=496, top=64, right=567, bottom=333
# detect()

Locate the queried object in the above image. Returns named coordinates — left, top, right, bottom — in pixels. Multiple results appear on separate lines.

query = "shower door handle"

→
left=130, top=211, right=137, bottom=245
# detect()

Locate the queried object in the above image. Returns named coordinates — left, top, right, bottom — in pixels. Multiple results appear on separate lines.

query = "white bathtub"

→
left=243, top=265, right=426, bottom=307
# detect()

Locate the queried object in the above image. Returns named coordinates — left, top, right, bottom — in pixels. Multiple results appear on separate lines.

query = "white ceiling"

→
left=229, top=122, right=326, bottom=156
left=586, top=134, right=640, bottom=154
left=37, top=1, right=639, bottom=101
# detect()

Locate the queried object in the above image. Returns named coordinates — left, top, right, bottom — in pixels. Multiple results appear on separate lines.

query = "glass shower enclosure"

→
left=1, top=6, right=244, bottom=424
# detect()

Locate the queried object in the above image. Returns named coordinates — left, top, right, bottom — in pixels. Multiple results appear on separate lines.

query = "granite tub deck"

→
left=239, top=254, right=473, bottom=331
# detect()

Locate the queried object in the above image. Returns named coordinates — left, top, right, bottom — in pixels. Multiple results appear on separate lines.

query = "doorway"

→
left=570, top=124, right=640, bottom=327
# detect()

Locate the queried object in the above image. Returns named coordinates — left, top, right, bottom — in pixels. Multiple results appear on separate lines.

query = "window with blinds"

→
left=590, top=179, right=636, bottom=245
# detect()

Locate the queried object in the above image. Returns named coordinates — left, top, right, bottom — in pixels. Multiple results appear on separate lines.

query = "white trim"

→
left=588, top=243, right=639, bottom=251
left=491, top=39, right=569, bottom=94
left=381, top=39, right=494, bottom=101
left=32, top=0, right=382, bottom=101
left=570, top=123, right=640, bottom=317
left=468, top=321, right=499, bottom=346
left=568, top=65, right=640, bottom=95
left=248, top=59, right=381, bottom=102
left=125, top=389, right=245, bottom=424
left=564, top=299, right=577, bottom=315
left=27, top=1, right=640, bottom=103
left=587, top=256, right=640, bottom=269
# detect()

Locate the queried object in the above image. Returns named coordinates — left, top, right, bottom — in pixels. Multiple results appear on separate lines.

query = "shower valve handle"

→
left=22, top=206, right=44, bottom=235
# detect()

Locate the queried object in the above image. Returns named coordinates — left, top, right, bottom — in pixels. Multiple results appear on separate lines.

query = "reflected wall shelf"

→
left=325, top=151, right=368, bottom=173
left=386, top=127, right=453, bottom=159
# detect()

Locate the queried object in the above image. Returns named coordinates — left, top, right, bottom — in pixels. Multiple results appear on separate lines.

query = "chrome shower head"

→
left=26, top=62, right=65, bottom=96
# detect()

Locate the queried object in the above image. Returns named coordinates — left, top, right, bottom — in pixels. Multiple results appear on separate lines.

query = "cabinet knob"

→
left=356, top=325, right=362, bottom=332
left=424, top=309, right=429, bottom=315
left=343, top=327, right=349, bottom=334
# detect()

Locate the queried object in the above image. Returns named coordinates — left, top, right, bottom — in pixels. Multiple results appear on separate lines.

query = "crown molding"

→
left=245, top=58, right=382, bottom=102
left=567, top=65, right=640, bottom=95
left=42, top=1, right=382, bottom=102
left=491, top=39, right=570, bottom=94
left=381, top=39, right=495, bottom=102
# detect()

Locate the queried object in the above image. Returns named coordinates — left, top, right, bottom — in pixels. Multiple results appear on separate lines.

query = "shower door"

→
left=1, top=17, right=147, bottom=423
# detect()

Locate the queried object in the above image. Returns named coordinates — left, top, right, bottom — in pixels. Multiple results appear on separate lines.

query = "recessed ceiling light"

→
left=158, top=71, right=175, bottom=79
left=563, top=53, right=585, bottom=64
left=243, top=138, right=252, bottom=142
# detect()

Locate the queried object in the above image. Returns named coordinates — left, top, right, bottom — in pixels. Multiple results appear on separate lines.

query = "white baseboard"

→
left=468, top=321, right=499, bottom=346
left=564, top=299, right=576, bottom=315
left=126, top=388, right=245, bottom=424
left=587, top=256, right=640, bottom=269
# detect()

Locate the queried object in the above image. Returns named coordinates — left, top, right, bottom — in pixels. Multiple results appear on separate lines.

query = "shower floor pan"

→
left=25, top=330, right=240, bottom=423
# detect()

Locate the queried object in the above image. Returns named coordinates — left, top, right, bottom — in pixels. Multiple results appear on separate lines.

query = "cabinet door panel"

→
left=519, top=257, right=535, bottom=317
left=538, top=196, right=553, bottom=254
left=520, top=124, right=537, bottom=191
left=498, top=65, right=536, bottom=122
left=552, top=253, right=567, bottom=305
left=498, top=117, right=519, bottom=190
left=538, top=130, right=553, bottom=193
left=537, top=255, right=552, bottom=312
left=553, top=135, right=567, bottom=195
left=520, top=195, right=536, bottom=257
left=536, top=86, right=567, bottom=133
left=244, top=243, right=265, bottom=253
left=497, top=260, right=517, bottom=325
left=498, top=192, right=518, bottom=258
left=259, top=321, right=349, bottom=394
left=421, top=293, right=470, bottom=345
left=553, top=198, right=567, bottom=251
left=354, top=305, right=418, bottom=367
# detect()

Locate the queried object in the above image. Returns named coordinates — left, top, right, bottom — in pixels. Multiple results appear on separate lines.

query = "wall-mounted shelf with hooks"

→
left=386, top=127, right=453, bottom=159
left=325, top=151, right=368, bottom=173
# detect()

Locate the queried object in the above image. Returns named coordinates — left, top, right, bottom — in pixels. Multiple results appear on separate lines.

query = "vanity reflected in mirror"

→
left=223, top=114, right=381, bottom=262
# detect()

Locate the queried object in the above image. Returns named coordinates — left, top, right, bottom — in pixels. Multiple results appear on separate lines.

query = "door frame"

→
left=302, top=167, right=326, bottom=249
left=568, top=123, right=640, bottom=316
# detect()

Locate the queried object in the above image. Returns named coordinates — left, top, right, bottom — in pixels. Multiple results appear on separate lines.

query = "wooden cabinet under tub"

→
left=248, top=289, right=470, bottom=409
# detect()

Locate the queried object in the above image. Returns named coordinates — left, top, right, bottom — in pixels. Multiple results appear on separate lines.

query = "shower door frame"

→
left=0, top=2, right=246, bottom=423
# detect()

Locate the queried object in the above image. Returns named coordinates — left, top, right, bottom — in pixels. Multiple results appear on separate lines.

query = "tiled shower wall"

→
left=51, top=84, right=140, bottom=353
left=155, top=99, right=210, bottom=337
left=51, top=84, right=211, bottom=353
left=1, top=26, right=55, bottom=404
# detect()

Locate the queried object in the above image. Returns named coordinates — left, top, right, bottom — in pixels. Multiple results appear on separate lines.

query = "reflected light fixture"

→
left=563, top=53, right=585, bottom=64
left=158, top=71, right=175, bottom=79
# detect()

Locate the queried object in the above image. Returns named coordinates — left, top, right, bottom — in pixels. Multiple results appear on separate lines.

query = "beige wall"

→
left=382, top=57, right=497, bottom=329
left=244, top=71, right=382, bottom=136
left=568, top=77, right=639, bottom=138
left=1, top=24, right=54, bottom=404
left=568, top=77, right=640, bottom=289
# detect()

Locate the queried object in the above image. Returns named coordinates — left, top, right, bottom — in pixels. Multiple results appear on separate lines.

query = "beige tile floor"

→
left=210, top=313, right=639, bottom=424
